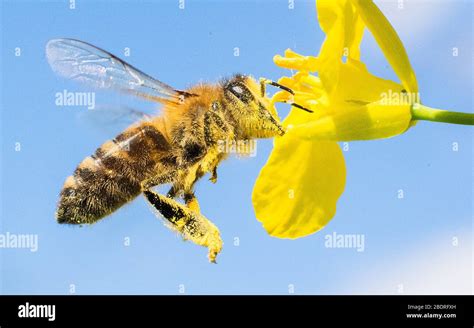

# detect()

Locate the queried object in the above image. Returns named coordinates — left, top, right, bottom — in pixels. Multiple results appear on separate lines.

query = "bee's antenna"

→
left=267, top=80, right=295, bottom=95
left=289, top=102, right=314, bottom=113
left=281, top=99, right=314, bottom=113
left=260, top=78, right=313, bottom=113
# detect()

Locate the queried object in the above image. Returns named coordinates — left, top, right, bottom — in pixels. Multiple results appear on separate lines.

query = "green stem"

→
left=411, top=104, right=474, bottom=125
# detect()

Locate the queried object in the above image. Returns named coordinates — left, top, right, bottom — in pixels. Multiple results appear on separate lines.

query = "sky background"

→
left=0, top=0, right=472, bottom=295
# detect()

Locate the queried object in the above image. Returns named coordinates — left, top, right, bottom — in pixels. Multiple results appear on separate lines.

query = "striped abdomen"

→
left=56, top=122, right=174, bottom=225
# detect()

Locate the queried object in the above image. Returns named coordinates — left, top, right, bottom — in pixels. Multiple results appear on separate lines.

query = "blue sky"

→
left=0, top=0, right=472, bottom=294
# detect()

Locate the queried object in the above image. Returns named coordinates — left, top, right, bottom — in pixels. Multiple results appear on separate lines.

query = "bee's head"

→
left=223, top=75, right=285, bottom=138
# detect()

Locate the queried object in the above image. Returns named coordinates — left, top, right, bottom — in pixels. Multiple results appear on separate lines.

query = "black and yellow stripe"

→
left=56, top=123, right=174, bottom=225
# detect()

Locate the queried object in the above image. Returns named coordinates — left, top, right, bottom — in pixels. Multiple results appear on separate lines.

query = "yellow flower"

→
left=252, top=0, right=419, bottom=238
left=275, top=0, right=421, bottom=141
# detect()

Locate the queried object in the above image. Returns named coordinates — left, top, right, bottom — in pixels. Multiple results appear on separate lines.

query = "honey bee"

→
left=46, top=39, right=311, bottom=262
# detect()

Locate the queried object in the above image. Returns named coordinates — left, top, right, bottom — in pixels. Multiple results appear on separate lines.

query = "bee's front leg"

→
left=143, top=189, right=222, bottom=263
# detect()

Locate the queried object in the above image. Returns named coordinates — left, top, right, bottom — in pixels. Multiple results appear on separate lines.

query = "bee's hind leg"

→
left=143, top=189, right=222, bottom=263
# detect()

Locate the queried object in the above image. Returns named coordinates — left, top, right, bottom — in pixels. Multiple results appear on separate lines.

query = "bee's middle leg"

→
left=183, top=192, right=201, bottom=214
left=143, top=189, right=222, bottom=262
left=165, top=186, right=201, bottom=214
left=167, top=172, right=204, bottom=214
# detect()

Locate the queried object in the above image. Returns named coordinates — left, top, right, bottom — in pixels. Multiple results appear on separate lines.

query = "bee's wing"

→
left=46, top=38, right=196, bottom=105
left=78, top=105, right=152, bottom=128
left=77, top=105, right=153, bottom=137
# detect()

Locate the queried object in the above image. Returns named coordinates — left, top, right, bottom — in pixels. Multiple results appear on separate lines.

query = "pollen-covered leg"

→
left=184, top=192, right=201, bottom=214
left=143, top=190, right=222, bottom=263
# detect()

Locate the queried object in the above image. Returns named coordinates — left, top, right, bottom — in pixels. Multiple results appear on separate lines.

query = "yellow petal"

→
left=317, top=13, right=345, bottom=93
left=252, top=135, right=346, bottom=238
left=316, top=0, right=341, bottom=35
left=288, top=102, right=412, bottom=141
left=316, top=0, right=364, bottom=92
left=349, top=0, right=418, bottom=94
left=344, top=2, right=365, bottom=60
left=334, top=58, right=404, bottom=105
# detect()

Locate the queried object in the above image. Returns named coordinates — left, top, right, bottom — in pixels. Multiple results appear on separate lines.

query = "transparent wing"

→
left=46, top=38, right=196, bottom=105
left=77, top=105, right=152, bottom=127
left=77, top=106, right=153, bottom=137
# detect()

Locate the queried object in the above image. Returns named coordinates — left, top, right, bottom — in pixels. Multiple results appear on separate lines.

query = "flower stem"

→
left=411, top=104, right=474, bottom=125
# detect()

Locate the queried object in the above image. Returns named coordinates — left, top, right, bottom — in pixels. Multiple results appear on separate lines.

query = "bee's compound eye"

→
left=232, top=85, right=244, bottom=94
left=227, top=82, right=253, bottom=104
